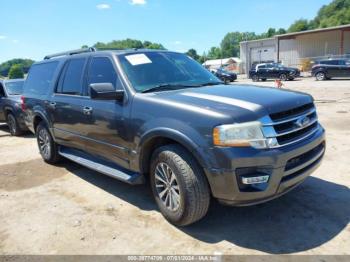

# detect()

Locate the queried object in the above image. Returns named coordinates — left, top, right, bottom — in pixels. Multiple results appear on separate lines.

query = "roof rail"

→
left=44, top=47, right=96, bottom=60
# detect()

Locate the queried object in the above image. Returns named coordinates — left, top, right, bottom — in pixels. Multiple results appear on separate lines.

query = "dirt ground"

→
left=0, top=77, right=349, bottom=255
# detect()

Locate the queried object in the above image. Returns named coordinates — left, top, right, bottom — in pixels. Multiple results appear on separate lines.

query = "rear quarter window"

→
left=24, top=61, right=59, bottom=95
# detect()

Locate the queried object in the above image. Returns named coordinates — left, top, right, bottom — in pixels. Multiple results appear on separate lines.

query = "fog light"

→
left=242, top=175, right=269, bottom=185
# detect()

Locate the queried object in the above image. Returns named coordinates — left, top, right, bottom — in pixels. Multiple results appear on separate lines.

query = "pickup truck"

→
left=0, top=79, right=27, bottom=135
left=249, top=63, right=300, bottom=81
left=22, top=48, right=325, bottom=226
left=312, top=59, right=350, bottom=80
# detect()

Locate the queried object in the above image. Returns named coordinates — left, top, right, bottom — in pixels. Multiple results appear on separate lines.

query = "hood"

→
left=147, top=85, right=312, bottom=122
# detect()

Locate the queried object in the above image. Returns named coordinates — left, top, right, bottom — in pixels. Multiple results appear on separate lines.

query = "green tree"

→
left=288, top=19, right=310, bottom=32
left=207, top=46, right=222, bottom=59
left=8, top=64, right=24, bottom=79
left=185, top=48, right=200, bottom=61
left=84, top=39, right=166, bottom=50
left=220, top=32, right=258, bottom=58
left=0, top=58, right=34, bottom=77
left=314, top=0, right=350, bottom=27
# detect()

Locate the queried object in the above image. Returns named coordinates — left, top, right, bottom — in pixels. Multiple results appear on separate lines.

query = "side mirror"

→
left=89, top=83, right=124, bottom=101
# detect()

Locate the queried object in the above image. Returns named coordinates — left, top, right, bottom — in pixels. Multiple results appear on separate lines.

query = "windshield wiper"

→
left=191, top=81, right=224, bottom=87
left=141, top=81, right=224, bottom=93
left=141, top=83, right=198, bottom=93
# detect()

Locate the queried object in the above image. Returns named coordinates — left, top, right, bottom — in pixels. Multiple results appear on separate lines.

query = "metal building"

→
left=240, top=24, right=350, bottom=73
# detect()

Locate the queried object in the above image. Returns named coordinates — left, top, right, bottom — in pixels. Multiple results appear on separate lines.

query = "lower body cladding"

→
left=204, top=127, right=325, bottom=206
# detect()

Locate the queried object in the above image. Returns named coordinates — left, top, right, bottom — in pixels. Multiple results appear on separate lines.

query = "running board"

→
left=59, top=147, right=144, bottom=185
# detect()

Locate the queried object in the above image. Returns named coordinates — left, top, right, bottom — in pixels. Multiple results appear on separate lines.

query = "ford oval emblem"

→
left=296, top=116, right=310, bottom=128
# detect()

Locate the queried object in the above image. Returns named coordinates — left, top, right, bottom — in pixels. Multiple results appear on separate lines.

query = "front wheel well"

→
left=140, top=136, right=203, bottom=177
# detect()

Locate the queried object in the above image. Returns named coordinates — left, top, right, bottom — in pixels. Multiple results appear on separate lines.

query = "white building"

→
left=240, top=24, right=350, bottom=73
left=202, top=57, right=242, bottom=73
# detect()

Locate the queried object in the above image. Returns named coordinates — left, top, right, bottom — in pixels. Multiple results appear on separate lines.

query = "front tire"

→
left=279, top=74, right=287, bottom=81
left=150, top=145, right=210, bottom=226
left=7, top=113, right=23, bottom=136
left=316, top=72, right=326, bottom=81
left=36, top=122, right=60, bottom=164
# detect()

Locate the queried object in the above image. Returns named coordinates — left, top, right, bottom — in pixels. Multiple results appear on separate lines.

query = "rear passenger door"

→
left=82, top=56, right=130, bottom=169
left=49, top=57, right=89, bottom=151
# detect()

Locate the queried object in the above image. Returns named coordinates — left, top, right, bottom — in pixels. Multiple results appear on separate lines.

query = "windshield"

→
left=118, top=52, right=220, bottom=92
left=4, top=81, right=24, bottom=95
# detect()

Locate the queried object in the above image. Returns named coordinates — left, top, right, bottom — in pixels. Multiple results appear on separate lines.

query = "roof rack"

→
left=44, top=47, right=96, bottom=60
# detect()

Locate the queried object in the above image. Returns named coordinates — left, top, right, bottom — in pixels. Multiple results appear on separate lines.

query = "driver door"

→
left=82, top=56, right=131, bottom=169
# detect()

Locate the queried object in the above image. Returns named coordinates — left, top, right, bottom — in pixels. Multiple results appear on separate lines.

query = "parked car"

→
left=212, top=68, right=237, bottom=83
left=0, top=79, right=27, bottom=135
left=22, top=48, right=325, bottom=226
left=312, top=59, right=350, bottom=81
left=249, top=63, right=300, bottom=81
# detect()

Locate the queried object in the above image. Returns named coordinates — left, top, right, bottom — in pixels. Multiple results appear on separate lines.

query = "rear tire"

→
left=252, top=75, right=259, bottom=82
left=36, top=122, right=61, bottom=164
left=7, top=113, right=23, bottom=136
left=261, top=78, right=267, bottom=82
left=150, top=145, right=210, bottom=226
left=315, top=72, right=326, bottom=81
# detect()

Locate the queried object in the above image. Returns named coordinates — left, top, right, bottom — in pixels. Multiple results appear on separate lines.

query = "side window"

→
left=24, top=62, right=59, bottom=95
left=87, top=57, right=118, bottom=87
left=57, top=58, right=86, bottom=95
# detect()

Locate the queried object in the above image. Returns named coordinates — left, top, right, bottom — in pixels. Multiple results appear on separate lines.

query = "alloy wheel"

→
left=7, top=115, right=16, bottom=135
left=154, top=162, right=181, bottom=211
left=38, top=128, right=51, bottom=159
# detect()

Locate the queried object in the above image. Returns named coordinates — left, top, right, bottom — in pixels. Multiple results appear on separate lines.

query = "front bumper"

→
left=204, top=126, right=325, bottom=206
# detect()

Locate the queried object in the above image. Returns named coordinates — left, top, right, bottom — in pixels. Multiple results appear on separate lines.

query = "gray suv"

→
left=22, top=48, right=325, bottom=226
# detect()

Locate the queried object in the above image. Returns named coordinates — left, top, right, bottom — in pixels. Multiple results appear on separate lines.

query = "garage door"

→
left=250, top=46, right=275, bottom=65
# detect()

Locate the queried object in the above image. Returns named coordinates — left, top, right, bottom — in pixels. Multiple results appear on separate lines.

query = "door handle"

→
left=83, top=106, right=93, bottom=115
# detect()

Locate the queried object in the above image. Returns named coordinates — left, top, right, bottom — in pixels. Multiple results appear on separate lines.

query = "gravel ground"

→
left=0, top=77, right=349, bottom=255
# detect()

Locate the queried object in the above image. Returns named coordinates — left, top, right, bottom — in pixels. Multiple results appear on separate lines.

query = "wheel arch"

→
left=137, top=128, right=209, bottom=177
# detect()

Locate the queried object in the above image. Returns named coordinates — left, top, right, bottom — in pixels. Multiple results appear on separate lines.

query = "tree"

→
left=8, top=64, right=24, bottom=79
left=220, top=32, right=258, bottom=58
left=311, top=0, right=350, bottom=28
left=288, top=19, right=310, bottom=32
left=0, top=58, right=34, bottom=77
left=207, top=46, right=222, bottom=59
left=83, top=39, right=166, bottom=50
left=185, top=49, right=200, bottom=61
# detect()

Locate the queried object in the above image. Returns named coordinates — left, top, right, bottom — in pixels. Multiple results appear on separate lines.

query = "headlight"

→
left=213, top=121, right=276, bottom=149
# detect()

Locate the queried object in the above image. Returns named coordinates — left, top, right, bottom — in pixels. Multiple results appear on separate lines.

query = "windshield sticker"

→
left=125, top=54, right=152, bottom=66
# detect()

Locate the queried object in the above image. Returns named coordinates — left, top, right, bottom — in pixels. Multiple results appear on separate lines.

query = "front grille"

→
left=270, top=103, right=314, bottom=121
left=262, top=103, right=319, bottom=148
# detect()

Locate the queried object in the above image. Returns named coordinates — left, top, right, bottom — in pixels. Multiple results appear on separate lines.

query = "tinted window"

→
left=119, top=52, right=220, bottom=92
left=59, top=58, right=86, bottom=95
left=4, top=81, right=24, bottom=95
left=320, top=60, right=338, bottom=65
left=88, top=57, right=117, bottom=86
left=24, top=62, right=59, bottom=95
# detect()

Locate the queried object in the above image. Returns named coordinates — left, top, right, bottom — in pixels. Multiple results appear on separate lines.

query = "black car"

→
left=249, top=63, right=300, bottom=81
left=0, top=79, right=27, bottom=135
left=23, top=48, right=325, bottom=226
left=213, top=68, right=237, bottom=83
left=312, top=59, right=350, bottom=81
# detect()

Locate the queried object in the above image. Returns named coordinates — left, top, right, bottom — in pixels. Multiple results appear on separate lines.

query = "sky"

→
left=0, top=0, right=332, bottom=63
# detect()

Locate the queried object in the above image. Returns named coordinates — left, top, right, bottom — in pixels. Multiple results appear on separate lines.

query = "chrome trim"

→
left=269, top=125, right=319, bottom=148
left=263, top=108, right=316, bottom=126
left=274, top=117, right=318, bottom=137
